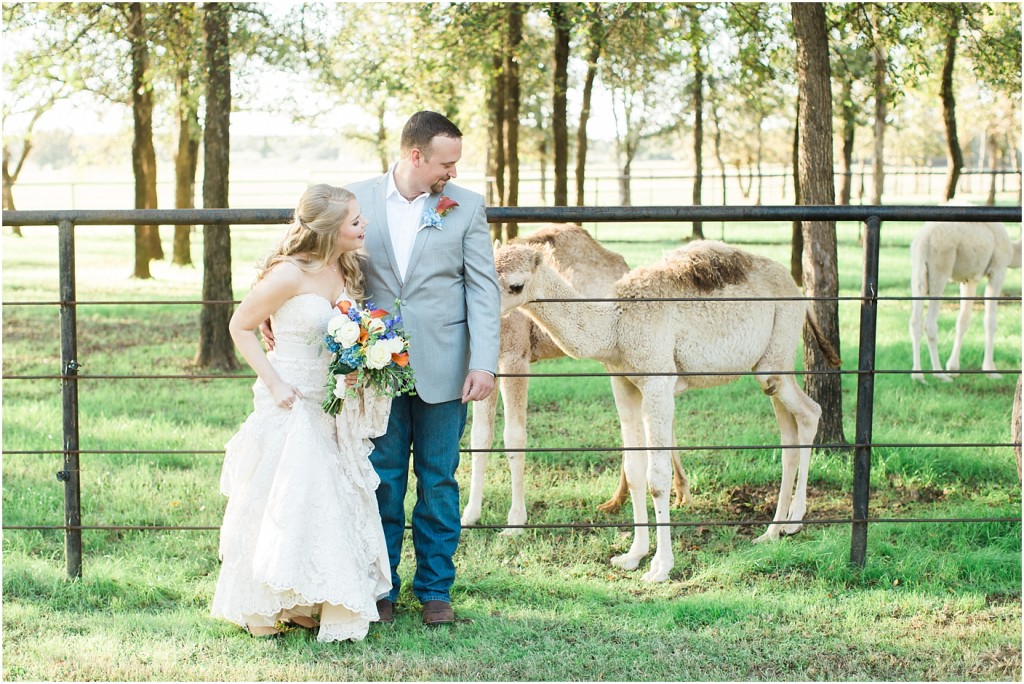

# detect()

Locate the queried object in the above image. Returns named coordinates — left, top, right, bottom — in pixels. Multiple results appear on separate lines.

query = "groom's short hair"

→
left=401, top=111, right=463, bottom=158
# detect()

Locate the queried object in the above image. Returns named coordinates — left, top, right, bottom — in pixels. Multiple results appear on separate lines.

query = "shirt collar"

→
left=386, top=163, right=430, bottom=204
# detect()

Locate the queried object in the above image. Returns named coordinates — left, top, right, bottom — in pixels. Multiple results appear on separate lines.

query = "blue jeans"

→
left=370, top=394, right=467, bottom=604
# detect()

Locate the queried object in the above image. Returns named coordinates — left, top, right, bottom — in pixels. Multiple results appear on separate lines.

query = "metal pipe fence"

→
left=3, top=204, right=1022, bottom=580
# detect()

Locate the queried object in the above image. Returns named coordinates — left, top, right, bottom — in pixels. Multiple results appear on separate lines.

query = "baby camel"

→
left=909, top=221, right=1021, bottom=383
left=493, top=239, right=840, bottom=582
left=463, top=224, right=690, bottom=534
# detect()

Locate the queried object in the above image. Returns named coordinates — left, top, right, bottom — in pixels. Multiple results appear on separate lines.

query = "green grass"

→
left=2, top=219, right=1021, bottom=681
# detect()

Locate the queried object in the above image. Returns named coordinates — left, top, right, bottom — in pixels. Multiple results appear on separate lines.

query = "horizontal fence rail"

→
left=5, top=204, right=1022, bottom=226
left=3, top=205, right=1021, bottom=580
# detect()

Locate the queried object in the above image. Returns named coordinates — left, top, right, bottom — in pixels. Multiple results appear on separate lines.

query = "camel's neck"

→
left=522, top=263, right=620, bottom=362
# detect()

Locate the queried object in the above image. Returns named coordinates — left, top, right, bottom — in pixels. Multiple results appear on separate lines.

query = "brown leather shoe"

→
left=421, top=600, right=454, bottom=626
left=376, top=598, right=394, bottom=624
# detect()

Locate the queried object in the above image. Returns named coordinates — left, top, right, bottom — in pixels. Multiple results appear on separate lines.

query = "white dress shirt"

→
left=384, top=164, right=430, bottom=281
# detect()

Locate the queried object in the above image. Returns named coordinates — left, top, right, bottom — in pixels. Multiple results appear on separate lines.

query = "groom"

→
left=349, top=111, right=500, bottom=626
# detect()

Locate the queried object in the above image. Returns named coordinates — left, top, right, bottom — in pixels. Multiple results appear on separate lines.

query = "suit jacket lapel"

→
left=404, top=193, right=438, bottom=281
left=368, top=176, right=403, bottom=285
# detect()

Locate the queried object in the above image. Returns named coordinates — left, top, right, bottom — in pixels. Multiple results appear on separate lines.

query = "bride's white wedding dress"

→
left=211, top=292, right=392, bottom=642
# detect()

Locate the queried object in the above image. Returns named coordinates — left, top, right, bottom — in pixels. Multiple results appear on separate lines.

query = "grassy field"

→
left=2, top=216, right=1021, bottom=681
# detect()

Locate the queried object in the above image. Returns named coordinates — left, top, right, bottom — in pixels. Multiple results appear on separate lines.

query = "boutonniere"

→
left=421, top=195, right=459, bottom=230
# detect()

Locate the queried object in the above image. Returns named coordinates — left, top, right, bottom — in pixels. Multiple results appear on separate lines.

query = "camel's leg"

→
left=599, top=469, right=629, bottom=515
left=609, top=378, right=650, bottom=571
left=981, top=271, right=1005, bottom=376
left=499, top=368, right=530, bottom=535
left=946, top=279, right=977, bottom=377
left=670, top=435, right=691, bottom=507
left=910, top=286, right=927, bottom=384
left=638, top=379, right=677, bottom=582
left=602, top=437, right=689, bottom=512
left=461, top=376, right=499, bottom=527
left=923, top=287, right=953, bottom=382
left=754, top=376, right=820, bottom=543
left=925, top=270, right=954, bottom=382
left=598, top=376, right=642, bottom=514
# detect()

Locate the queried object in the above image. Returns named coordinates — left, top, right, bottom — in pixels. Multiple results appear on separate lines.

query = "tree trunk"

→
left=504, top=3, right=523, bottom=241
left=708, top=77, right=727, bottom=208
left=755, top=115, right=764, bottom=205
left=838, top=76, right=855, bottom=206
left=619, top=140, right=634, bottom=207
left=374, top=102, right=389, bottom=174
left=129, top=2, right=160, bottom=278
left=2, top=143, right=28, bottom=236
left=791, top=115, right=803, bottom=286
left=940, top=13, right=962, bottom=201
left=196, top=2, right=237, bottom=371
left=690, top=63, right=705, bottom=240
left=871, top=42, right=886, bottom=205
left=173, top=66, right=199, bottom=267
left=488, top=56, right=506, bottom=242
left=985, top=130, right=998, bottom=206
left=575, top=14, right=602, bottom=207
left=551, top=1, right=569, bottom=206
left=793, top=1, right=845, bottom=447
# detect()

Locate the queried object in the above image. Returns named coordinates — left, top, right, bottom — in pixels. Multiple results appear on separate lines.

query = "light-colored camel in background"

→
left=462, top=224, right=690, bottom=534
left=909, top=221, right=1021, bottom=383
left=493, top=239, right=841, bottom=582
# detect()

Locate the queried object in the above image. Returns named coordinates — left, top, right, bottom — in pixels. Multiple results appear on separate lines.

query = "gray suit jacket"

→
left=347, top=175, right=500, bottom=404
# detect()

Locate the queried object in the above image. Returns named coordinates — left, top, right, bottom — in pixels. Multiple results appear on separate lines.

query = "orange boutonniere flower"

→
left=436, top=196, right=459, bottom=217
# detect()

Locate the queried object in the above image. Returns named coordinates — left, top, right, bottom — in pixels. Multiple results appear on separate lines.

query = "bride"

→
left=211, top=184, right=391, bottom=641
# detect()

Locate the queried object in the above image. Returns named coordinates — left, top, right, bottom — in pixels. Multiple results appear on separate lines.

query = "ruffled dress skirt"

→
left=211, top=348, right=392, bottom=642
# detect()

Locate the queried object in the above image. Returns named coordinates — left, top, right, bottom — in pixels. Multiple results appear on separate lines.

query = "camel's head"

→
left=493, top=243, right=548, bottom=314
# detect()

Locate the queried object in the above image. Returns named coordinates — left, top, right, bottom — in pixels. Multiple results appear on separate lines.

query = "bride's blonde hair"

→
left=255, top=183, right=365, bottom=300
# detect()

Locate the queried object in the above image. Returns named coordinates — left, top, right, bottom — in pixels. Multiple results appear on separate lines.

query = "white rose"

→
left=331, top=319, right=361, bottom=348
left=333, top=374, right=349, bottom=399
left=367, top=318, right=386, bottom=335
left=327, top=314, right=348, bottom=336
left=365, top=340, right=393, bottom=369
left=384, top=335, right=406, bottom=354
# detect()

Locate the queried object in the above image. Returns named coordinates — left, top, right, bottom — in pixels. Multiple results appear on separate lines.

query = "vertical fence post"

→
left=58, top=219, right=83, bottom=578
left=851, top=215, right=881, bottom=567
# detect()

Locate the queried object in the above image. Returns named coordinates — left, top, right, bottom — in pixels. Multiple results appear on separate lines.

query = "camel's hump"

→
left=616, top=240, right=769, bottom=298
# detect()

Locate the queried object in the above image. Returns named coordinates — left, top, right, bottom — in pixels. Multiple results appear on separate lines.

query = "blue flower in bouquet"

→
left=320, top=299, right=416, bottom=415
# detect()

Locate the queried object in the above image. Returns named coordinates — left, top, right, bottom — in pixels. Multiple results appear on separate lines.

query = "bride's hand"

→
left=259, top=318, right=276, bottom=351
left=344, top=371, right=358, bottom=388
left=270, top=382, right=303, bottom=409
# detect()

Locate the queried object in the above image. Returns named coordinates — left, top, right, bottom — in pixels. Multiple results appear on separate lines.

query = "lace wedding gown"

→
left=211, top=293, right=392, bottom=642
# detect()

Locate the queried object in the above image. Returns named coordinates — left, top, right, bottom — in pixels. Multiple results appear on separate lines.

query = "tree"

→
left=2, top=5, right=75, bottom=237
left=792, top=1, right=845, bottom=447
left=128, top=2, right=161, bottom=278
left=684, top=4, right=708, bottom=239
left=158, top=3, right=203, bottom=267
left=549, top=2, right=570, bottom=206
left=826, top=9, right=873, bottom=206
left=724, top=3, right=794, bottom=206
left=602, top=4, right=686, bottom=206
left=502, top=3, right=524, bottom=240
left=195, top=1, right=236, bottom=371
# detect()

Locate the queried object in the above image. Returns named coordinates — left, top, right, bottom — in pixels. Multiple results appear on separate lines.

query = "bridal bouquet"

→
left=321, top=299, right=416, bottom=415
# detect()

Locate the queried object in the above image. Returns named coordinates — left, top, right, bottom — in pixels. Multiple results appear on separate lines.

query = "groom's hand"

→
left=259, top=318, right=276, bottom=351
left=461, top=370, right=495, bottom=403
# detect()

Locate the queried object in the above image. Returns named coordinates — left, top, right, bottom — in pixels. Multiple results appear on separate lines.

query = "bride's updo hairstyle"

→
left=255, top=183, right=365, bottom=300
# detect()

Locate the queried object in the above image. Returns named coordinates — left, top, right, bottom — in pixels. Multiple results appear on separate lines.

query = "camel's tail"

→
left=804, top=308, right=842, bottom=368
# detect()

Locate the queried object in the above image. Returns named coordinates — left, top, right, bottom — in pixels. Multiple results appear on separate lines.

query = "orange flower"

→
left=391, top=352, right=410, bottom=367
left=436, top=196, right=459, bottom=217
